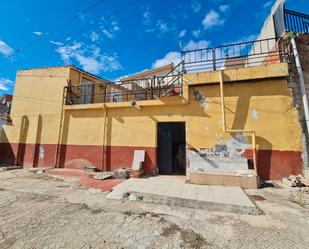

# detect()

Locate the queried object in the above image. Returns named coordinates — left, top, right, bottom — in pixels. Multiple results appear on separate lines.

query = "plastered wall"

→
left=0, top=63, right=304, bottom=179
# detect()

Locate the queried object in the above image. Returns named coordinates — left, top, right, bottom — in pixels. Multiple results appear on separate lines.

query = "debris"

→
left=0, top=166, right=22, bottom=172
left=128, top=193, right=138, bottom=201
left=114, top=168, right=130, bottom=179
left=84, top=166, right=97, bottom=172
left=36, top=169, right=45, bottom=174
left=94, top=172, right=114, bottom=180
left=130, top=170, right=143, bottom=178
left=282, top=175, right=307, bottom=187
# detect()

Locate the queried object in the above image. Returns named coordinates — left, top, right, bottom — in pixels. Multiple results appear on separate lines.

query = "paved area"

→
left=107, top=176, right=260, bottom=214
left=46, top=168, right=124, bottom=192
left=0, top=169, right=309, bottom=249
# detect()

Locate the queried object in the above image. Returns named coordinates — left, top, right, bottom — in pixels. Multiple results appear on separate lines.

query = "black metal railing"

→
left=65, top=61, right=184, bottom=105
left=181, top=37, right=287, bottom=73
left=284, top=9, right=309, bottom=34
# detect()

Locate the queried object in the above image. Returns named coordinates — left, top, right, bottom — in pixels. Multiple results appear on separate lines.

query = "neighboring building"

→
left=0, top=94, right=13, bottom=128
left=0, top=1, right=308, bottom=187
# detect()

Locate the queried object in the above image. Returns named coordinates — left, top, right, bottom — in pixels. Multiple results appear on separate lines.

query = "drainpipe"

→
left=54, top=86, right=67, bottom=168
left=219, top=70, right=258, bottom=173
left=101, top=106, right=108, bottom=172
left=290, top=37, right=309, bottom=139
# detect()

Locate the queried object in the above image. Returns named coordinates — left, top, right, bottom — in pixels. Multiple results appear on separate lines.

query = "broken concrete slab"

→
left=94, top=172, right=114, bottom=180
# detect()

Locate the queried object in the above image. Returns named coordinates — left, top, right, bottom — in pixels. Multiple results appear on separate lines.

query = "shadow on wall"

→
left=0, top=129, right=17, bottom=165
left=33, top=115, right=43, bottom=167
left=58, top=111, right=105, bottom=171
left=0, top=115, right=29, bottom=166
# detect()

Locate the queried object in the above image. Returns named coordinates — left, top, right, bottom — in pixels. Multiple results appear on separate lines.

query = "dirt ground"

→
left=0, top=169, right=309, bottom=249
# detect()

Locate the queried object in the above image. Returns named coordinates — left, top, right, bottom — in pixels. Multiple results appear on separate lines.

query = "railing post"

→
left=212, top=48, right=216, bottom=71
left=157, top=76, right=161, bottom=98
left=181, top=60, right=186, bottom=74
left=151, top=77, right=154, bottom=99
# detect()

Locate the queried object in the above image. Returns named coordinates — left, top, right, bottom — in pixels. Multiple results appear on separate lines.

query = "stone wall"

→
left=287, top=33, right=309, bottom=168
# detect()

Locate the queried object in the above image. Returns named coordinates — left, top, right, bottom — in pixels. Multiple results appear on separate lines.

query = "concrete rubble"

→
left=0, top=165, right=23, bottom=172
left=94, top=168, right=130, bottom=180
left=93, top=172, right=114, bottom=180
left=282, top=174, right=309, bottom=187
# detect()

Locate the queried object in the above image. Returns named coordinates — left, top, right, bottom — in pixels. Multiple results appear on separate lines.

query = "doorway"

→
left=157, top=122, right=186, bottom=175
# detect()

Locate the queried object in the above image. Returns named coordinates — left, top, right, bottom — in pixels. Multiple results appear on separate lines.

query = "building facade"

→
left=0, top=1, right=308, bottom=185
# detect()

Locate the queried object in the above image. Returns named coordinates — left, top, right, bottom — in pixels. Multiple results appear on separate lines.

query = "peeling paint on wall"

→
left=193, top=89, right=209, bottom=110
left=39, top=146, right=45, bottom=159
left=252, top=109, right=258, bottom=120
left=188, top=133, right=250, bottom=172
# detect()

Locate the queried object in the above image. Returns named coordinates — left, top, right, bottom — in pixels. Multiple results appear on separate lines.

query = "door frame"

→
left=156, top=121, right=186, bottom=175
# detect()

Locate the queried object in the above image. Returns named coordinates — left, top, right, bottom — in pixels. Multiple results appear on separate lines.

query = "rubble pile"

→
left=282, top=175, right=308, bottom=187
left=94, top=168, right=130, bottom=180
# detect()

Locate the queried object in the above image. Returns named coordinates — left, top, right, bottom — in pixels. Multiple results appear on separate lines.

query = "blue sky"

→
left=0, top=0, right=308, bottom=95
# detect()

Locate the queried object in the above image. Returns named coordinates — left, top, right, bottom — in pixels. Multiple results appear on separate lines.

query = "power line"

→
left=0, top=0, right=174, bottom=72
left=5, top=0, right=107, bottom=60
left=0, top=0, right=140, bottom=71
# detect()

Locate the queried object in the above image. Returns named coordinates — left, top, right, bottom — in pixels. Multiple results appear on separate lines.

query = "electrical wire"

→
left=0, top=0, right=174, bottom=72
left=5, top=0, right=108, bottom=60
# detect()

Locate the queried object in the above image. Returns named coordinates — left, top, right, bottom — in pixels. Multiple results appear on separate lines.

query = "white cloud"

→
left=192, top=29, right=201, bottom=38
left=179, top=30, right=187, bottom=38
left=0, top=78, right=13, bottom=91
left=56, top=42, right=82, bottom=63
left=183, top=40, right=210, bottom=51
left=219, top=4, right=230, bottom=12
left=89, top=31, right=99, bottom=42
left=263, top=1, right=273, bottom=8
left=102, top=29, right=114, bottom=39
left=33, top=31, right=44, bottom=36
left=156, top=20, right=170, bottom=34
left=231, top=34, right=258, bottom=44
left=111, top=21, right=120, bottom=31
left=202, top=9, right=225, bottom=30
left=101, top=21, right=120, bottom=39
left=146, top=28, right=155, bottom=33
left=50, top=40, right=64, bottom=46
left=55, top=42, right=121, bottom=74
left=142, top=9, right=152, bottom=25
left=152, top=51, right=181, bottom=68
left=115, top=68, right=149, bottom=81
left=0, top=40, right=13, bottom=57
left=0, top=84, right=8, bottom=91
left=191, top=1, right=201, bottom=13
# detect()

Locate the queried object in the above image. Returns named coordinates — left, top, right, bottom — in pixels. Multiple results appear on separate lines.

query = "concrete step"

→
left=126, top=191, right=262, bottom=215
left=106, top=177, right=262, bottom=215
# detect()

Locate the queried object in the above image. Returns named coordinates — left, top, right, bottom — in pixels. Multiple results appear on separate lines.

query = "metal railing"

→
left=181, top=37, right=287, bottom=73
left=65, top=61, right=184, bottom=105
left=284, top=9, right=309, bottom=34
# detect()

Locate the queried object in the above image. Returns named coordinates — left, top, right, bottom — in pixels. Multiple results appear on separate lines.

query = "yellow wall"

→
left=60, top=78, right=301, bottom=152
left=0, top=63, right=303, bottom=154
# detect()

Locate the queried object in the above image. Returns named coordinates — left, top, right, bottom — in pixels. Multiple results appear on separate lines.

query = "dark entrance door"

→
left=157, top=122, right=186, bottom=175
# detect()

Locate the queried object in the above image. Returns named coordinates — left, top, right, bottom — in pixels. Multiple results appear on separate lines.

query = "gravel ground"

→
left=0, top=169, right=309, bottom=249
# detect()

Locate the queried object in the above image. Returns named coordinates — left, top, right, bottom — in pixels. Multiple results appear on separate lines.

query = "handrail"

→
left=182, top=37, right=284, bottom=72
left=284, top=8, right=309, bottom=33
left=156, top=60, right=184, bottom=85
